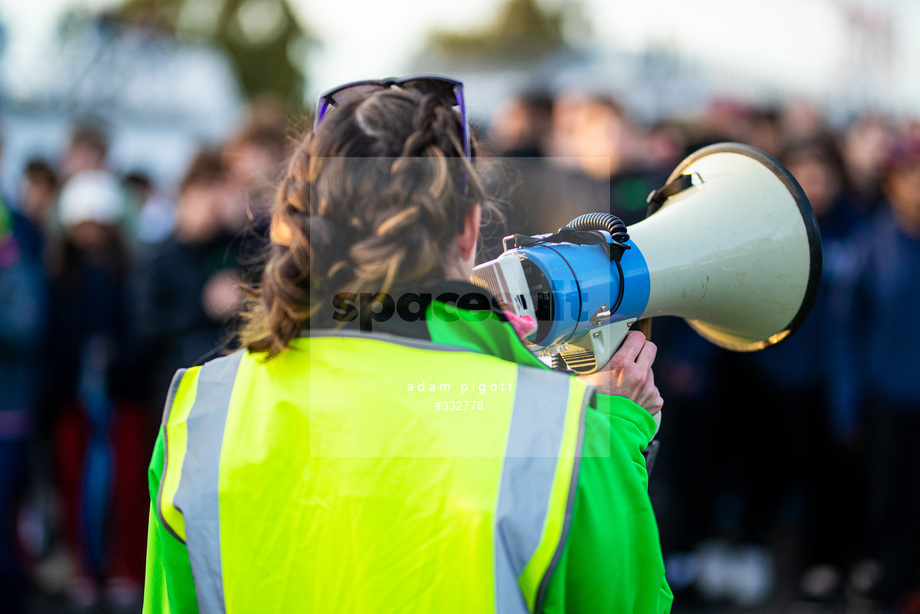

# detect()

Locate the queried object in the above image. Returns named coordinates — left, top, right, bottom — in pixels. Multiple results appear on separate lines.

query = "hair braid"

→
left=241, top=135, right=334, bottom=354
left=240, top=87, right=494, bottom=357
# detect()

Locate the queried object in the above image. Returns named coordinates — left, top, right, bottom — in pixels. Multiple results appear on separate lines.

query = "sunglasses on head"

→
left=313, top=75, right=471, bottom=161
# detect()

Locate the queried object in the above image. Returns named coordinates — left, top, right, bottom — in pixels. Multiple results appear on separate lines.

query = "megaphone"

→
left=471, top=143, right=823, bottom=373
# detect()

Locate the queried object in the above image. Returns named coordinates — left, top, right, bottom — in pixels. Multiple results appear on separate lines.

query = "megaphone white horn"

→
left=630, top=142, right=822, bottom=351
left=471, top=143, right=822, bottom=373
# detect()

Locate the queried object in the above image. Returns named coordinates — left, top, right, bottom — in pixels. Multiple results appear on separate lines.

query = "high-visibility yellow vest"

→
left=155, top=330, right=593, bottom=613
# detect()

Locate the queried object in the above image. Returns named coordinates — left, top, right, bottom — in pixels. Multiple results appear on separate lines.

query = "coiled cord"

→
left=563, top=213, right=629, bottom=244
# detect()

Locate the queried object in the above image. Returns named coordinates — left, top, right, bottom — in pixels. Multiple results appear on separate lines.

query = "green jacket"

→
left=143, top=282, right=672, bottom=613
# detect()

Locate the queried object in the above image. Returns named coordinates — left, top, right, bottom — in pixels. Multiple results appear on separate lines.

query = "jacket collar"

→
left=308, top=280, right=547, bottom=370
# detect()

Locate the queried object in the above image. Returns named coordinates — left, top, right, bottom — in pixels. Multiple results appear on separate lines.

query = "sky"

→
left=295, top=0, right=920, bottom=113
left=297, top=0, right=851, bottom=96
left=3, top=0, right=920, bottom=111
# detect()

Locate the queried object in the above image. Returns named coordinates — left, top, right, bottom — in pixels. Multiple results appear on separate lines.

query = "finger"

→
left=614, top=330, right=646, bottom=363
left=635, top=339, right=658, bottom=370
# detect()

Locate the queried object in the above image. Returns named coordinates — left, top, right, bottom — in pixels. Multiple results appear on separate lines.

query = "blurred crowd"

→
left=0, top=98, right=291, bottom=612
left=483, top=91, right=920, bottom=613
left=1, top=87, right=919, bottom=613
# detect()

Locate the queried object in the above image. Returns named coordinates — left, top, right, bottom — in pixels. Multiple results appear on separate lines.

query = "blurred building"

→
left=412, top=0, right=913, bottom=131
left=0, top=13, right=244, bottom=196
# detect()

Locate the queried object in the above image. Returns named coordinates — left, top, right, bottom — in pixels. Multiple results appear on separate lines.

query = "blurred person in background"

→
left=133, top=149, right=243, bottom=409
left=124, top=171, right=176, bottom=247
left=842, top=114, right=893, bottom=213
left=223, top=96, right=291, bottom=226
left=547, top=90, right=586, bottom=161
left=488, top=90, right=554, bottom=158
left=743, top=106, right=783, bottom=159
left=222, top=100, right=291, bottom=284
left=16, top=159, right=60, bottom=263
left=60, top=123, right=110, bottom=181
left=564, top=95, right=661, bottom=226
left=688, top=100, right=799, bottom=159
left=41, top=169, right=147, bottom=609
left=507, top=92, right=663, bottom=239
left=0, top=198, right=47, bottom=614
left=741, top=134, right=865, bottom=604
left=686, top=99, right=754, bottom=152
left=644, top=317, right=725, bottom=604
left=481, top=91, right=581, bottom=257
left=841, top=133, right=920, bottom=609
left=652, top=132, right=866, bottom=608
left=642, top=120, right=687, bottom=176
left=778, top=99, right=827, bottom=143
left=9, top=159, right=58, bottom=598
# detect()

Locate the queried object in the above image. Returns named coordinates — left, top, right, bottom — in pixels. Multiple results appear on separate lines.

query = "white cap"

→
left=58, top=170, right=125, bottom=228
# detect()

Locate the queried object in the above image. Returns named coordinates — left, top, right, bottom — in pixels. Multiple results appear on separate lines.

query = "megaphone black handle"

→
left=642, top=440, right=660, bottom=476
left=637, top=318, right=653, bottom=341
left=646, top=172, right=700, bottom=215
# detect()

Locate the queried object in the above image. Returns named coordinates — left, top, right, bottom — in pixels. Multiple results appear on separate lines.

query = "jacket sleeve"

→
left=144, top=430, right=200, bottom=614
left=541, top=394, right=673, bottom=614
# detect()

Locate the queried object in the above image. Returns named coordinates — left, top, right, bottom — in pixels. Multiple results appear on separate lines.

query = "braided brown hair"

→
left=240, top=88, right=493, bottom=356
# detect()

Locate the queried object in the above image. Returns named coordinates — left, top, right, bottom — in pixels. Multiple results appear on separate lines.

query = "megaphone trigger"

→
left=559, top=318, right=637, bottom=374
left=636, top=318, right=653, bottom=341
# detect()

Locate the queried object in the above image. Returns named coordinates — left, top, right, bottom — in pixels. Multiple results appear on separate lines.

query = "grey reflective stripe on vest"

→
left=535, top=390, right=590, bottom=611
left=493, top=366, right=586, bottom=613
left=173, top=351, right=243, bottom=614
left=156, top=368, right=187, bottom=544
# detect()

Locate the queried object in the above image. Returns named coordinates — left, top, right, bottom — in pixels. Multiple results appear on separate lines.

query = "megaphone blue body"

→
left=500, top=233, right=651, bottom=347
left=472, top=143, right=822, bottom=374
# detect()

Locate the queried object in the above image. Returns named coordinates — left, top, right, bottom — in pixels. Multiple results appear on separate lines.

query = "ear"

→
left=458, top=204, right=481, bottom=260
